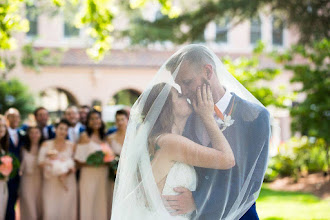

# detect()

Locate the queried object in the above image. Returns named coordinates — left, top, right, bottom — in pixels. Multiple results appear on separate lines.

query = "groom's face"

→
left=175, top=61, right=207, bottom=102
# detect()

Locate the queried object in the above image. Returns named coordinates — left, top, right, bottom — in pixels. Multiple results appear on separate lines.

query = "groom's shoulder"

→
left=234, top=94, right=269, bottom=123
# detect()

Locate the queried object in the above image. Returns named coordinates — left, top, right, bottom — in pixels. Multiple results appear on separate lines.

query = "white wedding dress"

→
left=161, top=162, right=197, bottom=219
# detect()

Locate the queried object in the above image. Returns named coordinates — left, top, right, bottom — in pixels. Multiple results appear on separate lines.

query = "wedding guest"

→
left=34, top=107, right=55, bottom=140
left=64, top=106, right=85, bottom=143
left=75, top=110, right=112, bottom=220
left=107, top=109, right=129, bottom=156
left=5, top=108, right=25, bottom=220
left=106, top=109, right=128, bottom=217
left=0, top=115, right=9, bottom=220
left=106, top=107, right=130, bottom=136
left=38, top=119, right=77, bottom=220
left=19, top=126, right=43, bottom=220
left=79, top=105, right=90, bottom=126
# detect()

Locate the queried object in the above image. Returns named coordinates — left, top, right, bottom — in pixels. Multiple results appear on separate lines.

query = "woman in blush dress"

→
left=38, top=119, right=77, bottom=220
left=0, top=115, right=9, bottom=220
left=107, top=109, right=129, bottom=218
left=19, top=126, right=43, bottom=220
left=75, top=110, right=113, bottom=220
left=107, top=109, right=129, bottom=156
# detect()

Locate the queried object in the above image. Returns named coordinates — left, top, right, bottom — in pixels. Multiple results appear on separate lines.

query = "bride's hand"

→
left=192, top=84, right=214, bottom=119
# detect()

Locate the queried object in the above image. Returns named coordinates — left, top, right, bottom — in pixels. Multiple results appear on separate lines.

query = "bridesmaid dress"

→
left=38, top=140, right=77, bottom=220
left=0, top=149, right=8, bottom=220
left=74, top=140, right=110, bottom=220
left=19, top=148, right=42, bottom=220
left=108, top=137, right=122, bottom=218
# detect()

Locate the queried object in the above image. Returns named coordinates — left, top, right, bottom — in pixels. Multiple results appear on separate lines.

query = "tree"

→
left=124, top=0, right=329, bottom=45
left=0, top=78, right=35, bottom=119
left=272, top=38, right=330, bottom=173
left=222, top=42, right=288, bottom=107
left=0, top=0, right=175, bottom=70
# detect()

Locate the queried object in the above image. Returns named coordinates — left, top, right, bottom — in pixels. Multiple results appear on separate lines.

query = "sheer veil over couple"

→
left=112, top=45, right=271, bottom=220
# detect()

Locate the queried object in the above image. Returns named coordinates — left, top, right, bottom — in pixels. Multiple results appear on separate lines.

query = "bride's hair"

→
left=141, top=83, right=174, bottom=157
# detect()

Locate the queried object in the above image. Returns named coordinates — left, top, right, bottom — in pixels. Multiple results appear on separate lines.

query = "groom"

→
left=163, top=45, right=270, bottom=219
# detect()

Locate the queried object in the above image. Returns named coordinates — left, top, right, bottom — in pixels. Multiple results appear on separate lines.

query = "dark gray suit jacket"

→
left=183, top=93, right=270, bottom=220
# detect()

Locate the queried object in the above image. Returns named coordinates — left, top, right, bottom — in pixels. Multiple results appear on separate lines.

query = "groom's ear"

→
left=204, top=64, right=213, bottom=80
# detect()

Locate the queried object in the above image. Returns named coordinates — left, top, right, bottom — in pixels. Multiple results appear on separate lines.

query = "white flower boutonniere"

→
left=216, top=114, right=235, bottom=131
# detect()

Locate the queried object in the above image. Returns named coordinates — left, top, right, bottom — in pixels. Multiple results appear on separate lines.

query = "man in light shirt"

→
left=64, top=106, right=85, bottom=143
left=5, top=108, right=25, bottom=220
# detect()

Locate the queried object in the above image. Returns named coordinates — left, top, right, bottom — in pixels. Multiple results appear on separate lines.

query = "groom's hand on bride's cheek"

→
left=162, top=187, right=196, bottom=215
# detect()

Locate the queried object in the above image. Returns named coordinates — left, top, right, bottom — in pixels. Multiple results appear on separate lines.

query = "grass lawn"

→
left=257, top=184, right=330, bottom=220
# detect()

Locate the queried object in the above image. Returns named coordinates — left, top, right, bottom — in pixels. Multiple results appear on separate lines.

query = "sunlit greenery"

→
left=257, top=185, right=330, bottom=220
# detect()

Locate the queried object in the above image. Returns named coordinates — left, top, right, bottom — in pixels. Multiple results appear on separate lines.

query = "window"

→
left=26, top=5, right=38, bottom=37
left=215, top=17, right=230, bottom=43
left=64, top=21, right=80, bottom=38
left=250, top=16, right=261, bottom=44
left=272, top=16, right=284, bottom=46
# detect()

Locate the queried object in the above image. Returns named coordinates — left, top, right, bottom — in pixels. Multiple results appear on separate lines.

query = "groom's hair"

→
left=166, top=45, right=216, bottom=75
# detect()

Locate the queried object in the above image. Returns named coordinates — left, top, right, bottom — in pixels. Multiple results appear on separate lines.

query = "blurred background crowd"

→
left=0, top=105, right=129, bottom=220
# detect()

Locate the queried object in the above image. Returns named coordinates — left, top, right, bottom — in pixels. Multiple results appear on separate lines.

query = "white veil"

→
left=112, top=44, right=271, bottom=220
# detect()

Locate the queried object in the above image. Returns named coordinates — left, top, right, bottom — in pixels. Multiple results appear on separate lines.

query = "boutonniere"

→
left=214, top=96, right=236, bottom=132
left=216, top=115, right=235, bottom=131
left=19, top=129, right=26, bottom=136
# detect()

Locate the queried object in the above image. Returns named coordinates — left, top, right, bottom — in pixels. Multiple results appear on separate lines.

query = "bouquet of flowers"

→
left=0, top=153, right=20, bottom=180
left=86, top=143, right=119, bottom=180
left=86, top=143, right=115, bottom=166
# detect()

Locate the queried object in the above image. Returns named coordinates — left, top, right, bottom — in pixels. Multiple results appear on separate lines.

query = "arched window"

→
left=39, top=87, right=79, bottom=119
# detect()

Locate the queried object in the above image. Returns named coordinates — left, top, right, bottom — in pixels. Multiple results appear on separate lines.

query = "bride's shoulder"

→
left=156, top=133, right=190, bottom=149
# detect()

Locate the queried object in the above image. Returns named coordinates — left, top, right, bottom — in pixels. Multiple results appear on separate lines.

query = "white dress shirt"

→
left=68, top=122, right=83, bottom=143
left=215, top=88, right=233, bottom=115
left=42, top=126, right=49, bottom=139
left=8, top=127, right=19, bottom=147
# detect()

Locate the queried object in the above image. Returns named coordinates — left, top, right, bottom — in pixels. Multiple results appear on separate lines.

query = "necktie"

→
left=214, top=96, right=236, bottom=120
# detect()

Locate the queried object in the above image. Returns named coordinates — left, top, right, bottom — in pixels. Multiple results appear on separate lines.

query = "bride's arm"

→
left=157, top=84, right=235, bottom=169
left=157, top=133, right=234, bottom=169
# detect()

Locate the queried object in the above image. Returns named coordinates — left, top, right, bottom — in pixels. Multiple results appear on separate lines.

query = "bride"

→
left=112, top=45, right=271, bottom=220
left=144, top=83, right=235, bottom=218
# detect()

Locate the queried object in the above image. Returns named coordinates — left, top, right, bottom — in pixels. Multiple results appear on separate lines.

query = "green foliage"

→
left=264, top=137, right=329, bottom=182
left=113, top=89, right=140, bottom=106
left=0, top=0, right=174, bottom=64
left=222, top=42, right=289, bottom=107
left=86, top=150, right=105, bottom=167
left=0, top=0, right=29, bottom=69
left=0, top=78, right=35, bottom=119
left=125, top=0, right=329, bottom=45
left=272, top=39, right=330, bottom=144
left=51, top=0, right=175, bottom=60
left=21, top=43, right=62, bottom=72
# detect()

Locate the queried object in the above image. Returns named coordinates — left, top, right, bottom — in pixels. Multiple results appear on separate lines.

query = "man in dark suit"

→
left=5, top=108, right=25, bottom=220
left=34, top=107, right=55, bottom=140
left=163, top=45, right=270, bottom=219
